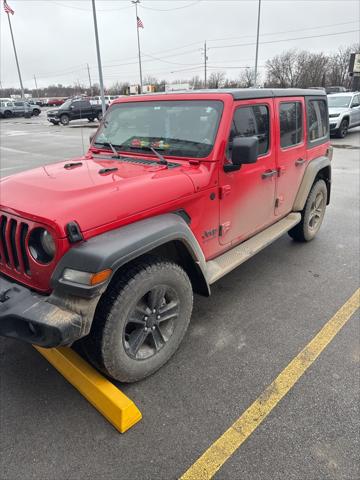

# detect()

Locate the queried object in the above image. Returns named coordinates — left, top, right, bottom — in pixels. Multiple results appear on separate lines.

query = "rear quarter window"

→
left=306, top=98, right=329, bottom=146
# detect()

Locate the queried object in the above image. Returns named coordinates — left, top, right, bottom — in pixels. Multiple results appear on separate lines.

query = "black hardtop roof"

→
left=139, top=88, right=327, bottom=99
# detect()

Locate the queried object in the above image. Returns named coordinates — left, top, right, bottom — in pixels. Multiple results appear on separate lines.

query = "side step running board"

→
left=206, top=212, right=301, bottom=285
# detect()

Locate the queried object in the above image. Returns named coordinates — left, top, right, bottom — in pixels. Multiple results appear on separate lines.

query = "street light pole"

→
left=132, top=0, right=143, bottom=93
left=91, top=0, right=106, bottom=116
left=6, top=12, right=24, bottom=98
left=33, top=75, right=39, bottom=99
left=87, top=63, right=93, bottom=96
left=204, top=41, right=208, bottom=88
left=254, top=0, right=261, bottom=87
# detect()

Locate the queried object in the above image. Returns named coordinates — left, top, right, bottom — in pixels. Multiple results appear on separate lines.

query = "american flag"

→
left=3, top=0, right=14, bottom=15
left=137, top=16, right=144, bottom=29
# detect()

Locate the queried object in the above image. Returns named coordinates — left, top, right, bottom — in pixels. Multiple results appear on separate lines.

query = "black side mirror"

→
left=224, top=136, right=259, bottom=172
left=351, top=103, right=359, bottom=108
left=89, top=132, right=95, bottom=144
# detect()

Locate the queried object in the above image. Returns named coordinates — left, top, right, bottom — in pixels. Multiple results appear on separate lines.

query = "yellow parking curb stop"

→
left=34, top=346, right=142, bottom=433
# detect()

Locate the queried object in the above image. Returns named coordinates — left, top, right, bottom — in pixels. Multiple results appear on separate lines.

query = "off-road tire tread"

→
left=81, top=257, right=193, bottom=382
left=288, top=179, right=327, bottom=242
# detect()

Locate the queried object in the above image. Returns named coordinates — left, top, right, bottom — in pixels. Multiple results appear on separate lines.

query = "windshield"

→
left=93, top=100, right=223, bottom=158
left=327, top=96, right=352, bottom=108
left=60, top=99, right=72, bottom=109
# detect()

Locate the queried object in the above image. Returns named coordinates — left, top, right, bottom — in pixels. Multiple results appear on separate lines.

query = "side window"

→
left=279, top=102, right=303, bottom=148
left=351, top=95, right=360, bottom=107
left=231, top=105, right=269, bottom=156
left=307, top=99, right=328, bottom=142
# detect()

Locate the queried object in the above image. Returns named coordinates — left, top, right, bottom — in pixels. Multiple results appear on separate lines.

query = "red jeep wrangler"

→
left=0, top=89, right=331, bottom=382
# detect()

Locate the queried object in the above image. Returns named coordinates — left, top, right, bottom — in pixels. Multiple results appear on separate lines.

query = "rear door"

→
left=219, top=98, right=277, bottom=245
left=274, top=97, right=307, bottom=217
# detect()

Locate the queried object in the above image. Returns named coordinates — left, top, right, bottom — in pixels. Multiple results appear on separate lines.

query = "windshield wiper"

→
left=128, top=145, right=168, bottom=166
left=94, top=141, right=122, bottom=158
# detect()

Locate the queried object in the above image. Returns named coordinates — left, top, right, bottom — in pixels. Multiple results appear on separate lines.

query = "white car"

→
left=328, top=92, right=360, bottom=138
left=90, top=95, right=120, bottom=106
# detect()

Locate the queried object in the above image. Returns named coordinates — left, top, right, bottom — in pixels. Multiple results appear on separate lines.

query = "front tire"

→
left=81, top=259, right=193, bottom=382
left=288, top=179, right=327, bottom=242
left=3, top=110, right=12, bottom=118
left=97, top=112, right=103, bottom=121
left=336, top=119, right=349, bottom=138
left=60, top=114, right=70, bottom=126
left=32, top=109, right=40, bottom=116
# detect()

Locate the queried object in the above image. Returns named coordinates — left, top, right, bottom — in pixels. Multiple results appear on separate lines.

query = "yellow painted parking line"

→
left=34, top=346, right=142, bottom=433
left=180, top=288, right=360, bottom=480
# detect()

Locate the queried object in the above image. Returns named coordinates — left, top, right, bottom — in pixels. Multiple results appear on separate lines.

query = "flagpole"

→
left=6, top=11, right=24, bottom=98
left=132, top=0, right=143, bottom=93
left=91, top=0, right=106, bottom=116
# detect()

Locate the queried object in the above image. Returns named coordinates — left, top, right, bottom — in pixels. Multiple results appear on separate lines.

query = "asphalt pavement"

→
left=0, top=114, right=359, bottom=480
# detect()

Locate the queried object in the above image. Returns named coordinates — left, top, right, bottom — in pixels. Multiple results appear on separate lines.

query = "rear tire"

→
left=81, top=258, right=193, bottom=383
left=97, top=112, right=103, bottom=121
left=336, top=119, right=348, bottom=138
left=288, top=179, right=327, bottom=242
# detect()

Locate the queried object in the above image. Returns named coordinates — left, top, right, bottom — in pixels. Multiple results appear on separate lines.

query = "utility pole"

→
left=91, top=0, right=106, bottom=116
left=33, top=75, right=39, bottom=99
left=6, top=12, right=24, bottom=98
left=202, top=41, right=208, bottom=88
left=87, top=63, right=93, bottom=96
left=254, top=0, right=261, bottom=87
left=132, top=0, right=143, bottom=93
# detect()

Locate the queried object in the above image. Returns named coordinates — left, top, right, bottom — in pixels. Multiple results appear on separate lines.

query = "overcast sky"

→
left=1, top=0, right=359, bottom=90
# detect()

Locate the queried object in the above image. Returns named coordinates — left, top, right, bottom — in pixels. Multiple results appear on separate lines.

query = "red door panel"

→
left=219, top=98, right=277, bottom=246
left=274, top=97, right=307, bottom=216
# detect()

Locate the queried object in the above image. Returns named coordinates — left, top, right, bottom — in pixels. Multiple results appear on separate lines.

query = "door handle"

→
left=295, top=158, right=306, bottom=166
left=262, top=169, right=278, bottom=179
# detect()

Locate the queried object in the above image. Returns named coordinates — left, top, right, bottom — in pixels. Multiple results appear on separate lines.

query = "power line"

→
left=52, top=1, right=132, bottom=12
left=210, top=29, right=360, bottom=50
left=140, top=0, right=202, bottom=11
left=206, top=20, right=358, bottom=43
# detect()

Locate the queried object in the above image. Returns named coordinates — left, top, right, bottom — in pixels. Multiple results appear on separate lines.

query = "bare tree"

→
left=238, top=68, right=256, bottom=88
left=189, top=75, right=204, bottom=89
left=326, top=44, right=360, bottom=89
left=207, top=71, right=225, bottom=89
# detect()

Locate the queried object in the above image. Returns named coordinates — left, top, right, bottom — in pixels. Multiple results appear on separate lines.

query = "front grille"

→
left=0, top=214, right=31, bottom=275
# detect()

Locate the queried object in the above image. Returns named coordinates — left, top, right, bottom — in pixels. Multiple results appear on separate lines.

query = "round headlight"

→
left=28, top=228, right=56, bottom=264
left=41, top=230, right=56, bottom=257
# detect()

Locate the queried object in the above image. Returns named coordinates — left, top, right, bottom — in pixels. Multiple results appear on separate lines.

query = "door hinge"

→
left=275, top=198, right=280, bottom=208
left=219, top=185, right=231, bottom=199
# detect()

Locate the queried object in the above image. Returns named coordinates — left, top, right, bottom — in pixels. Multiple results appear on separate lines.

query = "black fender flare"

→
left=52, top=214, right=210, bottom=297
left=292, top=156, right=331, bottom=211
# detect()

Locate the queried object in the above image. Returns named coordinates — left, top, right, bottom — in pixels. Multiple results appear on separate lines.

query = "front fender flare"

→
left=52, top=214, right=209, bottom=297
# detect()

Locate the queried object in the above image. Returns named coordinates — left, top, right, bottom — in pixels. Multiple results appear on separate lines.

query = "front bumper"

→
left=0, top=274, right=85, bottom=347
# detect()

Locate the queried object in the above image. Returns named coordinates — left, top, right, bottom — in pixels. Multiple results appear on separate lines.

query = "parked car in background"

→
left=28, top=99, right=44, bottom=107
left=47, top=98, right=105, bottom=125
left=328, top=92, right=360, bottom=137
left=326, top=86, right=347, bottom=94
left=46, top=98, right=65, bottom=107
left=12, top=100, right=41, bottom=117
left=0, top=100, right=15, bottom=118
left=90, top=95, right=120, bottom=106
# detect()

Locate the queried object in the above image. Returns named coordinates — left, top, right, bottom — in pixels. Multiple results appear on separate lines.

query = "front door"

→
left=219, top=98, right=277, bottom=246
left=350, top=94, right=360, bottom=127
left=274, top=97, right=307, bottom=217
